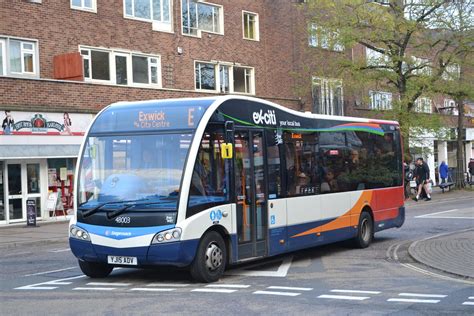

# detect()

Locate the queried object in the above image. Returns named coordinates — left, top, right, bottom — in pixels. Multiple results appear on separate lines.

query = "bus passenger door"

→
left=234, top=130, right=267, bottom=260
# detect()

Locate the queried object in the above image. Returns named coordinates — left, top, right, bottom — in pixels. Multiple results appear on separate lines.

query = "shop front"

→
left=0, top=110, right=93, bottom=225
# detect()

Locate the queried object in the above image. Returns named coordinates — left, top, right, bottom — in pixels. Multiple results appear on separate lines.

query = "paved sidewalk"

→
left=408, top=229, right=474, bottom=279
left=0, top=220, right=69, bottom=250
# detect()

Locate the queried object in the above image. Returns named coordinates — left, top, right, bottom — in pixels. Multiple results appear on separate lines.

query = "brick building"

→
left=0, top=0, right=472, bottom=224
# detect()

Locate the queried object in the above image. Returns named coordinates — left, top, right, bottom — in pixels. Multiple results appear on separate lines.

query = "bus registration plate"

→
left=107, top=256, right=137, bottom=265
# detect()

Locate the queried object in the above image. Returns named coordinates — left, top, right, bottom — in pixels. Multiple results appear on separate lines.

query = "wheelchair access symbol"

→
left=210, top=210, right=223, bottom=222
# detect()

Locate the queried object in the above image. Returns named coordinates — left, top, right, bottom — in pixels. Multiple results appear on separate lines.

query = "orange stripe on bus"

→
left=291, top=191, right=373, bottom=238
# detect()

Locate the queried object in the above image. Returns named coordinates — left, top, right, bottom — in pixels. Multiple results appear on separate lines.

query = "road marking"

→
left=415, top=216, right=474, bottom=219
left=318, top=294, right=370, bottom=301
left=330, top=289, right=381, bottom=295
left=462, top=302, right=474, bottom=306
left=267, top=286, right=312, bottom=291
left=87, top=282, right=131, bottom=287
left=23, top=267, right=76, bottom=277
left=415, top=209, right=459, bottom=218
left=49, top=248, right=71, bottom=253
left=468, top=297, right=474, bottom=300
left=147, top=283, right=190, bottom=287
left=73, top=287, right=116, bottom=291
left=387, top=298, right=440, bottom=304
left=130, top=288, right=176, bottom=292
left=192, top=288, right=237, bottom=294
left=226, top=256, right=293, bottom=277
left=205, top=284, right=251, bottom=289
left=400, top=263, right=474, bottom=285
left=398, top=293, right=447, bottom=298
left=253, top=290, right=301, bottom=297
left=15, top=275, right=85, bottom=290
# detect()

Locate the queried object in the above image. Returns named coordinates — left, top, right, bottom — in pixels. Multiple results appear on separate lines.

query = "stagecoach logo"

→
left=104, top=230, right=132, bottom=237
left=253, top=109, right=277, bottom=125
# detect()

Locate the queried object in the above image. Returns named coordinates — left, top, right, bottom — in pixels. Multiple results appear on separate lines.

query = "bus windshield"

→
left=78, top=132, right=193, bottom=210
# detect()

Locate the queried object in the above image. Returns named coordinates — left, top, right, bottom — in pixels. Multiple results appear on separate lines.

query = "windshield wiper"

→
left=107, top=201, right=175, bottom=219
left=81, top=199, right=150, bottom=218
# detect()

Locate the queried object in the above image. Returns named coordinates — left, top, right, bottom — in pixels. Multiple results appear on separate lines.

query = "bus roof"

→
left=89, top=96, right=398, bottom=134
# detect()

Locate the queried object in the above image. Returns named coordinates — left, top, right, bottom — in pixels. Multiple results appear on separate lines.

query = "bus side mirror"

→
left=221, top=143, right=233, bottom=159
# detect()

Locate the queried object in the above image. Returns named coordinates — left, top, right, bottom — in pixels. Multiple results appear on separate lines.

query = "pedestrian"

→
left=469, top=158, right=474, bottom=184
left=413, top=157, right=431, bottom=201
left=439, top=161, right=449, bottom=184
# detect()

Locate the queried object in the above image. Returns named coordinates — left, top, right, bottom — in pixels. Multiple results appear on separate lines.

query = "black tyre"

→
left=190, top=231, right=227, bottom=283
left=78, top=259, right=114, bottom=278
left=353, top=211, right=374, bottom=249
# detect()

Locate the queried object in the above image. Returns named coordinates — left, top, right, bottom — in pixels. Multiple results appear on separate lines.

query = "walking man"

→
left=414, top=157, right=431, bottom=201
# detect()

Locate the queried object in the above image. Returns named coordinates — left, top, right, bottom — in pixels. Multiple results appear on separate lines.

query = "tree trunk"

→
left=455, top=99, right=465, bottom=189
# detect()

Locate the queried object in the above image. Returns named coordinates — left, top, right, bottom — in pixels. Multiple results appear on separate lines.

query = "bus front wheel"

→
left=78, top=259, right=113, bottom=278
left=190, top=231, right=227, bottom=283
left=353, top=211, right=374, bottom=249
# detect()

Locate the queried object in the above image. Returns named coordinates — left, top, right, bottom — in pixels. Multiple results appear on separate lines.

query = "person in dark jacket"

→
left=414, top=157, right=431, bottom=201
left=439, top=161, right=449, bottom=184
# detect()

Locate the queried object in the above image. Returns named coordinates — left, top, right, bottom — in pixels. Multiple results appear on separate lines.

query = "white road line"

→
left=23, top=267, right=76, bottom=277
left=226, top=256, right=293, bottom=277
left=49, top=248, right=71, bottom=253
left=462, top=302, right=474, bottom=306
left=130, top=288, right=176, bottom=292
left=468, top=297, right=474, bottom=300
left=387, top=298, right=440, bottom=304
left=331, top=289, right=381, bottom=295
left=147, top=283, right=190, bottom=287
left=253, top=291, right=301, bottom=297
left=15, top=275, right=85, bottom=290
left=401, top=263, right=474, bottom=285
left=205, top=284, right=250, bottom=289
left=191, top=288, right=237, bottom=294
left=318, top=294, right=370, bottom=301
left=399, top=293, right=447, bottom=298
left=415, top=216, right=474, bottom=219
left=267, top=286, right=312, bottom=291
left=87, top=282, right=131, bottom=287
left=16, top=286, right=58, bottom=290
left=415, top=209, right=459, bottom=218
left=73, top=287, right=116, bottom=291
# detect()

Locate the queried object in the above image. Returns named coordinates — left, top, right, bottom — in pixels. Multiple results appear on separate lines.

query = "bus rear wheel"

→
left=190, top=231, right=227, bottom=283
left=78, top=259, right=114, bottom=278
left=353, top=211, right=374, bottom=249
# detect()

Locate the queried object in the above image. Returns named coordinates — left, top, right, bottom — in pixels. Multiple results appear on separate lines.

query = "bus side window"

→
left=186, top=126, right=230, bottom=218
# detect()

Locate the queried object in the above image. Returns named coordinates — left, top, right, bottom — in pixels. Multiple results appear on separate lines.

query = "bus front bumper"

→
left=69, top=238, right=199, bottom=268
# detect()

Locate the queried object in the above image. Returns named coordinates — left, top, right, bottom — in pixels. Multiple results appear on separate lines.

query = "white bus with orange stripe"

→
left=69, top=96, right=405, bottom=282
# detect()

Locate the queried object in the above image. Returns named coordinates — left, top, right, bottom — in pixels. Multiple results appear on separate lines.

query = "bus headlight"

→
left=152, top=228, right=181, bottom=244
left=70, top=225, right=91, bottom=241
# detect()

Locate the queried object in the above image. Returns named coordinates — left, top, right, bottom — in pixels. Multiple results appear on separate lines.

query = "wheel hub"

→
left=205, top=243, right=223, bottom=271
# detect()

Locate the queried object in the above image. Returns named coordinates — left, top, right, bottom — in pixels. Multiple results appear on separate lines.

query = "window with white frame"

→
left=369, top=91, right=392, bottom=110
left=243, top=11, right=259, bottom=41
left=0, top=37, right=38, bottom=77
left=182, top=0, right=223, bottom=37
left=195, top=61, right=255, bottom=94
left=124, top=0, right=172, bottom=32
left=366, top=47, right=391, bottom=68
left=442, top=63, right=460, bottom=80
left=411, top=56, right=431, bottom=76
left=80, top=47, right=161, bottom=86
left=312, top=77, right=344, bottom=116
left=308, top=23, right=344, bottom=52
left=414, top=97, right=432, bottom=113
left=71, top=0, right=96, bottom=12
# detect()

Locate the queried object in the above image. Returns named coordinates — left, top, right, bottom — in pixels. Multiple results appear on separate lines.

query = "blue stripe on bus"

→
left=76, top=223, right=174, bottom=240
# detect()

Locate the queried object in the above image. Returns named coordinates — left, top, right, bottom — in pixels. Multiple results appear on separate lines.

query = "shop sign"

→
left=26, top=199, right=37, bottom=227
left=1, top=110, right=92, bottom=136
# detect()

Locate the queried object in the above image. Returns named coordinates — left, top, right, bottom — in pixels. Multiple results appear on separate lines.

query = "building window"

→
left=182, top=0, right=223, bottom=37
left=415, top=97, right=432, bottom=113
left=369, top=91, right=392, bottom=110
left=195, top=61, right=255, bottom=94
left=0, top=37, right=38, bottom=77
left=312, top=77, right=343, bottom=116
left=80, top=47, right=161, bottom=87
left=411, top=56, right=431, bottom=76
left=124, top=0, right=172, bottom=32
left=308, top=23, right=344, bottom=52
left=366, top=47, right=391, bottom=68
left=71, top=0, right=96, bottom=12
left=442, top=63, right=460, bottom=80
left=243, top=11, right=259, bottom=41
